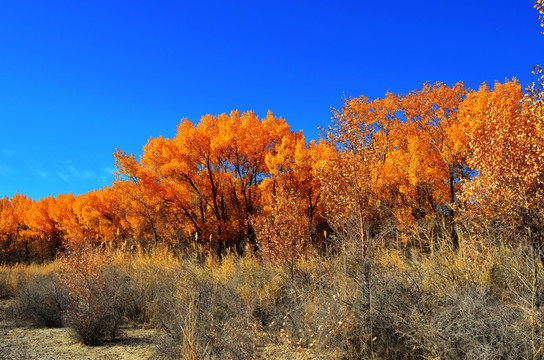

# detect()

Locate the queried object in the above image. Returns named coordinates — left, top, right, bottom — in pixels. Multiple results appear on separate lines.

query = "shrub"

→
left=402, top=287, right=526, bottom=360
left=0, top=264, right=37, bottom=299
left=320, top=233, right=540, bottom=360
left=59, top=240, right=128, bottom=346
left=12, top=271, right=68, bottom=327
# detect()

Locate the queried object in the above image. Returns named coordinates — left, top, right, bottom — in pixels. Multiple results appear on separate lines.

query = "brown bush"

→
left=59, top=240, right=128, bottom=346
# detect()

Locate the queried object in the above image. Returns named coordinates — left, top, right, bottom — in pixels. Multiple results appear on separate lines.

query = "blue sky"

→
left=0, top=0, right=542, bottom=200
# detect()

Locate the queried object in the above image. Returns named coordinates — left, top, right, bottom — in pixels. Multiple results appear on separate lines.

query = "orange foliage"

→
left=2, top=71, right=544, bottom=262
left=459, top=79, right=544, bottom=241
left=112, top=110, right=309, bottom=256
left=255, top=135, right=331, bottom=261
left=2, top=1, right=543, bottom=263
left=322, top=82, right=469, bottom=251
left=536, top=0, right=544, bottom=34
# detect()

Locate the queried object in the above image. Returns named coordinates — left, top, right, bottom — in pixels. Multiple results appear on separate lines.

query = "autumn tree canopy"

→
left=1, top=78, right=544, bottom=263
left=112, top=110, right=325, bottom=256
left=457, top=77, right=544, bottom=246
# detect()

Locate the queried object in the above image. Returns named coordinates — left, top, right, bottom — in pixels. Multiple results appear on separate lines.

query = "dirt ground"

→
left=0, top=300, right=332, bottom=360
left=0, top=299, right=163, bottom=360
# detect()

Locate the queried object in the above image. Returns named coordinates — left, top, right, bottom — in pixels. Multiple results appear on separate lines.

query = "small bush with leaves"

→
left=59, top=239, right=127, bottom=346
left=12, top=271, right=68, bottom=327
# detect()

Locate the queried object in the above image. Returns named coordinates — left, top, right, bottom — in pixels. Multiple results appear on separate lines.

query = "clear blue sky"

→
left=1, top=0, right=542, bottom=200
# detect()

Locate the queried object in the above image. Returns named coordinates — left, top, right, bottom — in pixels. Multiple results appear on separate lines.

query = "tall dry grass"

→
left=0, top=262, right=58, bottom=299
left=1, top=229, right=543, bottom=359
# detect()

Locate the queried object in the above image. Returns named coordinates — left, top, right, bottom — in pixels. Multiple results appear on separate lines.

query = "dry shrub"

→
left=59, top=239, right=128, bottom=346
left=219, top=254, right=288, bottom=331
left=246, top=256, right=344, bottom=359
left=314, top=230, right=543, bottom=360
left=335, top=263, right=525, bottom=360
left=12, top=270, right=69, bottom=327
left=4, top=225, right=543, bottom=359
left=401, top=286, right=525, bottom=360
left=254, top=227, right=541, bottom=360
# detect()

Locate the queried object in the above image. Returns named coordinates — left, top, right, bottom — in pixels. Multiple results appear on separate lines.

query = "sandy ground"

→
left=0, top=300, right=335, bottom=360
left=0, top=300, right=163, bottom=360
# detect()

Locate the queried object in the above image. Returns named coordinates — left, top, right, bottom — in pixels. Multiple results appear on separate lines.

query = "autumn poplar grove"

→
left=0, top=73, right=542, bottom=263
left=0, top=2, right=543, bottom=263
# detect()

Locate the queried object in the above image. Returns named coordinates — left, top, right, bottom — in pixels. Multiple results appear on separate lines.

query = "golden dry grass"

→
left=2, top=230, right=543, bottom=359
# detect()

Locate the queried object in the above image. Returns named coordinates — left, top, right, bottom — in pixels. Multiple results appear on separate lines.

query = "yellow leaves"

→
left=325, top=81, right=470, bottom=232
left=110, top=109, right=313, bottom=252
left=458, top=78, right=544, bottom=230
left=535, top=0, right=544, bottom=33
left=5, top=73, right=543, bottom=260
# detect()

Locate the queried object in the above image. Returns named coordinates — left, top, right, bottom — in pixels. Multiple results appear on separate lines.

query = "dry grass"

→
left=0, top=262, right=58, bottom=299
left=1, top=229, right=543, bottom=359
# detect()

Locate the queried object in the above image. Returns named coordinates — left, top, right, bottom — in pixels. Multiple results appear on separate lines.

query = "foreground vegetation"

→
left=1, top=225, right=543, bottom=360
